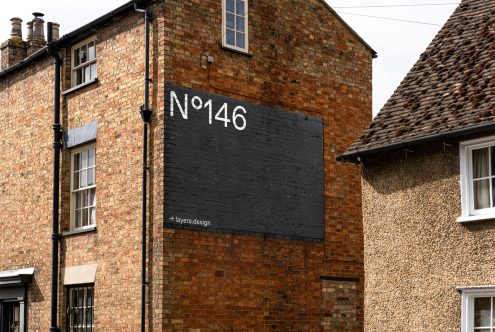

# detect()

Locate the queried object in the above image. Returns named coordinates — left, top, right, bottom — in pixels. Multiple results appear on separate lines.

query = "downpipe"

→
left=47, top=21, right=62, bottom=332
left=134, top=3, right=152, bottom=332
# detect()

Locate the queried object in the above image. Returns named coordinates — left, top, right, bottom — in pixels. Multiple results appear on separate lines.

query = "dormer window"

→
left=71, top=36, right=97, bottom=87
left=222, top=0, right=249, bottom=53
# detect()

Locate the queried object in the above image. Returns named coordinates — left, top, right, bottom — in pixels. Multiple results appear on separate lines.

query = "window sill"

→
left=456, top=214, right=495, bottom=223
left=220, top=44, right=252, bottom=57
left=61, top=225, right=96, bottom=237
left=62, top=78, right=98, bottom=96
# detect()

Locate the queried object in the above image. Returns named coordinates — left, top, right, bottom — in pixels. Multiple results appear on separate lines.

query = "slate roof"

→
left=340, top=0, right=495, bottom=161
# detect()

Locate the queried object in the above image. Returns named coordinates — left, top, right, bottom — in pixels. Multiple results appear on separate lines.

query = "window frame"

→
left=461, top=288, right=495, bottom=332
left=459, top=136, right=495, bottom=222
left=222, top=0, right=249, bottom=53
left=66, top=284, right=94, bottom=332
left=70, top=144, right=96, bottom=231
left=70, top=36, right=97, bottom=88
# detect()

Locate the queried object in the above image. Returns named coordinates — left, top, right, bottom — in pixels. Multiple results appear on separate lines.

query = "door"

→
left=0, top=301, right=20, bottom=332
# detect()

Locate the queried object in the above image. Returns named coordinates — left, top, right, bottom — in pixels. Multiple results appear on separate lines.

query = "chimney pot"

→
left=26, top=21, right=33, bottom=42
left=10, top=17, right=23, bottom=40
left=51, top=23, right=60, bottom=41
left=32, top=17, right=45, bottom=42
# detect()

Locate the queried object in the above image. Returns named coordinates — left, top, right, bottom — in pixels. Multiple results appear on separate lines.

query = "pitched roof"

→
left=0, top=1, right=138, bottom=79
left=339, top=0, right=495, bottom=162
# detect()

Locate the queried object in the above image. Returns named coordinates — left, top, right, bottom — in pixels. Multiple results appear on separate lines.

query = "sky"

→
left=0, top=0, right=460, bottom=116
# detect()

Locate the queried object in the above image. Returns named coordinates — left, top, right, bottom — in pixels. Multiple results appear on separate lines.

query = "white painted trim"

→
left=70, top=144, right=96, bottom=231
left=222, top=0, right=249, bottom=53
left=71, top=35, right=97, bottom=88
left=0, top=268, right=34, bottom=279
left=460, top=287, right=495, bottom=332
left=459, top=135, right=495, bottom=220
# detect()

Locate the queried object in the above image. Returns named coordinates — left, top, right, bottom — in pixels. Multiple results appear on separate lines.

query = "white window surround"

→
left=461, top=287, right=495, bottom=332
left=222, top=0, right=249, bottom=53
left=71, top=35, right=97, bottom=88
left=70, top=144, right=96, bottom=231
left=458, top=136, right=495, bottom=223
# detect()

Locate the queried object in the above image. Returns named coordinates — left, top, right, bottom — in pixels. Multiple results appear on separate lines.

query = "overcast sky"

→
left=0, top=0, right=460, bottom=116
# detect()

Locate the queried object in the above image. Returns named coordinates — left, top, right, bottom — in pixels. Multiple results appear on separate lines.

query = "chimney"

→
left=1, top=17, right=27, bottom=71
left=27, top=12, right=46, bottom=56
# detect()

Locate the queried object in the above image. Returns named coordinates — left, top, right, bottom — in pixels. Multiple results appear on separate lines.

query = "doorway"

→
left=0, top=301, right=21, bottom=332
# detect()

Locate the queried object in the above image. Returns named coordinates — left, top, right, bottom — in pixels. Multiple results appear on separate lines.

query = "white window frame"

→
left=461, top=288, right=495, bottom=332
left=71, top=35, right=97, bottom=88
left=70, top=144, right=96, bottom=231
left=458, top=136, right=495, bottom=222
left=222, top=0, right=249, bottom=53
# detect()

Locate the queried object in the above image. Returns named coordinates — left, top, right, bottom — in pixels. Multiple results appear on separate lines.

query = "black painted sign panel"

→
left=165, top=84, right=324, bottom=241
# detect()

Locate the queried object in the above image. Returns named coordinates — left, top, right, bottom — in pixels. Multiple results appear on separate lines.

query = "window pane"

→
left=226, top=0, right=234, bottom=12
left=226, top=13, right=235, bottom=29
left=73, top=172, right=80, bottom=190
left=76, top=68, right=83, bottom=85
left=89, top=207, right=95, bottom=225
left=74, top=153, right=81, bottom=171
left=475, top=297, right=491, bottom=327
left=88, top=168, right=95, bottom=186
left=80, top=169, right=87, bottom=188
left=90, top=64, right=97, bottom=80
left=474, top=179, right=490, bottom=209
left=226, top=29, right=235, bottom=46
left=76, top=192, right=82, bottom=209
left=75, top=210, right=81, bottom=228
left=473, top=148, right=490, bottom=179
left=84, top=65, right=91, bottom=83
left=80, top=45, right=87, bottom=64
left=81, top=151, right=88, bottom=169
left=236, top=0, right=245, bottom=15
left=90, top=188, right=96, bottom=206
left=88, top=42, right=95, bottom=61
left=236, top=16, right=245, bottom=32
left=236, top=32, right=245, bottom=49
left=82, top=208, right=88, bottom=227
left=89, top=148, right=95, bottom=166
left=74, top=48, right=80, bottom=66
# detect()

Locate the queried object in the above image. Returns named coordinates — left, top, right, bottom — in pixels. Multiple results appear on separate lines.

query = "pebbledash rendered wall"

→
left=0, top=0, right=373, bottom=330
left=361, top=142, right=495, bottom=331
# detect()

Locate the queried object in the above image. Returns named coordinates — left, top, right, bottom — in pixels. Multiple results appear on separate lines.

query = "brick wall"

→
left=0, top=0, right=371, bottom=331
left=160, top=0, right=371, bottom=330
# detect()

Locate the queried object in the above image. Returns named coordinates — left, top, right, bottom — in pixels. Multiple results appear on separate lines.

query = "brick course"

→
left=0, top=0, right=372, bottom=330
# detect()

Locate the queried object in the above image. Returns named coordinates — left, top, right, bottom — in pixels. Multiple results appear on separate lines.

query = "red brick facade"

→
left=0, top=0, right=372, bottom=330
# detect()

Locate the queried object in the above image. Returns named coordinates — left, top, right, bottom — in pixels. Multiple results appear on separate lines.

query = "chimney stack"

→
left=27, top=12, right=46, bottom=55
left=1, top=17, right=27, bottom=71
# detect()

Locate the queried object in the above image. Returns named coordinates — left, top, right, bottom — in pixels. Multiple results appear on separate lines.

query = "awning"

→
left=0, top=267, right=35, bottom=287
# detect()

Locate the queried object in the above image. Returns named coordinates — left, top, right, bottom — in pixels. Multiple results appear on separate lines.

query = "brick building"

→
left=0, top=0, right=374, bottom=330
left=339, top=0, right=495, bottom=331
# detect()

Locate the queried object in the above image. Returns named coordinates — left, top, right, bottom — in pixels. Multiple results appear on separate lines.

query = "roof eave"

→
left=337, top=122, right=495, bottom=163
left=0, top=1, right=138, bottom=79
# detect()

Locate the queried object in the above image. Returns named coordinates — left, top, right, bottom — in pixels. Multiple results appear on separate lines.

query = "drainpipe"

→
left=47, top=22, right=62, bottom=332
left=134, top=3, right=152, bottom=332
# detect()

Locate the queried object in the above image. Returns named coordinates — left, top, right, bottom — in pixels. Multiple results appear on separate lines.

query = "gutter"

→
left=337, top=122, right=495, bottom=163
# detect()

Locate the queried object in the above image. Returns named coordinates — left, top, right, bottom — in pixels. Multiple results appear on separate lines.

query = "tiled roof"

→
left=341, top=0, right=495, bottom=160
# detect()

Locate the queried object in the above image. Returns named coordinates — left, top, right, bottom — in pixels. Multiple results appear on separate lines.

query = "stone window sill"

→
left=62, top=78, right=98, bottom=96
left=456, top=214, right=495, bottom=223
left=61, top=225, right=96, bottom=237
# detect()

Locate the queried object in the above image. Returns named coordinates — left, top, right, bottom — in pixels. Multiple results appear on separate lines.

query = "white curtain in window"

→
left=473, top=148, right=490, bottom=209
